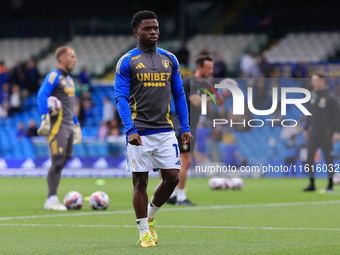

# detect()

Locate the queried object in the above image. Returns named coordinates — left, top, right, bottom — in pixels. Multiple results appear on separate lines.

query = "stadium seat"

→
left=37, top=35, right=135, bottom=76
left=0, top=38, right=51, bottom=68
left=263, top=32, right=340, bottom=63
left=187, top=34, right=257, bottom=65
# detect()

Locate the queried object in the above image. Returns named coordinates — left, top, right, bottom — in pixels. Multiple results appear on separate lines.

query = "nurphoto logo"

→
left=198, top=80, right=312, bottom=128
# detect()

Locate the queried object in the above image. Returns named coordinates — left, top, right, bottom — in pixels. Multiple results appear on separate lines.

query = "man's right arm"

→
left=184, top=79, right=201, bottom=108
left=37, top=71, right=59, bottom=115
left=37, top=72, right=60, bottom=136
left=303, top=97, right=312, bottom=140
left=187, top=79, right=215, bottom=107
left=304, top=114, right=311, bottom=140
left=114, top=54, right=137, bottom=137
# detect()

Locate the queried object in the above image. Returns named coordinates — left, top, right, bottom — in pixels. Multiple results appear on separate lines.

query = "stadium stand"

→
left=0, top=38, right=51, bottom=68
left=1, top=31, right=340, bottom=169
left=37, top=35, right=135, bottom=76
left=187, top=34, right=257, bottom=65
left=263, top=32, right=340, bottom=64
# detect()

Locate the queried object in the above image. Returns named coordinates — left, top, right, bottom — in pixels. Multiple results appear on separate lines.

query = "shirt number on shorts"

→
left=172, top=144, right=179, bottom=157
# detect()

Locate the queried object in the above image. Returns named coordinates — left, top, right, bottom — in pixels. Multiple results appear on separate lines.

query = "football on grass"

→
left=89, top=191, right=110, bottom=210
left=208, top=178, right=232, bottom=190
left=230, top=178, right=244, bottom=190
left=333, top=173, right=340, bottom=184
left=63, top=191, right=84, bottom=210
left=48, top=96, right=61, bottom=117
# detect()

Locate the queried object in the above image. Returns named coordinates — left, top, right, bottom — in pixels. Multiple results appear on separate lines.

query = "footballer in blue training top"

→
left=115, top=10, right=191, bottom=247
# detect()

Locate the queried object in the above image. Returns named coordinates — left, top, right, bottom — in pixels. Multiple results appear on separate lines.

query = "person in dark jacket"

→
left=303, top=74, right=340, bottom=192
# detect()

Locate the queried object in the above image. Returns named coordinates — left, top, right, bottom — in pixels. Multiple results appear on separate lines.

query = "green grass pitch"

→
left=0, top=177, right=339, bottom=254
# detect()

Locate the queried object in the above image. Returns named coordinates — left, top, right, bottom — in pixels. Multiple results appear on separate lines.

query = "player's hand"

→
left=303, top=131, right=309, bottom=141
left=128, top=133, right=143, bottom=146
left=37, top=114, right=51, bottom=136
left=181, top=132, right=193, bottom=144
left=73, top=123, right=82, bottom=145
left=332, top=132, right=339, bottom=143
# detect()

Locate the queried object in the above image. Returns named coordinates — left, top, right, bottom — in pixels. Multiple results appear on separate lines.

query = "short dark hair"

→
left=55, top=46, right=73, bottom=62
left=195, top=55, right=213, bottom=67
left=131, top=10, right=158, bottom=30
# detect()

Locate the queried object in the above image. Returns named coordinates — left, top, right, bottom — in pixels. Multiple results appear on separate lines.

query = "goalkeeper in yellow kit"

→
left=37, top=46, right=82, bottom=211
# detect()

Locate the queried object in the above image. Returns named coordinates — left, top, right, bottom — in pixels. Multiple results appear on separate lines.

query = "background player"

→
left=115, top=10, right=191, bottom=247
left=168, top=55, right=214, bottom=205
left=37, top=46, right=82, bottom=210
left=303, top=74, right=340, bottom=192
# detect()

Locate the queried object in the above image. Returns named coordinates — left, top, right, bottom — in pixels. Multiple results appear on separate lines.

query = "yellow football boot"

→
left=137, top=232, right=156, bottom=247
left=148, top=218, right=158, bottom=244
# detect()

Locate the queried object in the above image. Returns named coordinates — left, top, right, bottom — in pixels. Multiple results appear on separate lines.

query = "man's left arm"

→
left=329, top=93, right=340, bottom=143
left=73, top=112, right=82, bottom=144
left=170, top=55, right=191, bottom=143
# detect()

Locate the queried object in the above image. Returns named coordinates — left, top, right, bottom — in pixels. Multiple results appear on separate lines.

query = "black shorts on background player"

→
left=177, top=134, right=190, bottom=153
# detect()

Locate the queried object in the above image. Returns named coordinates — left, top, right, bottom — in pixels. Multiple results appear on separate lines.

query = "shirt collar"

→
left=57, top=68, right=69, bottom=77
left=137, top=42, right=157, bottom=53
left=316, top=87, right=329, bottom=95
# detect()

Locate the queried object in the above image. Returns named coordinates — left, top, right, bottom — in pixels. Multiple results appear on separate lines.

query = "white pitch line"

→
left=0, top=210, right=135, bottom=221
left=1, top=200, right=340, bottom=221
left=0, top=223, right=339, bottom=231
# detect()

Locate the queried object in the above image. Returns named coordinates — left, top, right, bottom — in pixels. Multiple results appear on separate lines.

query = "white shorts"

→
left=126, top=131, right=181, bottom=172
